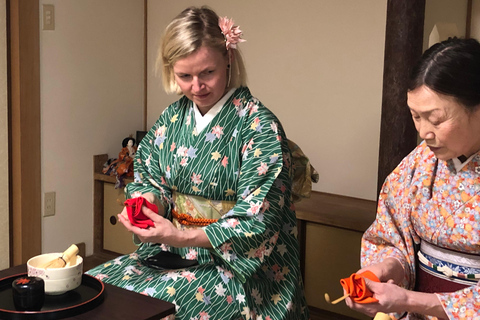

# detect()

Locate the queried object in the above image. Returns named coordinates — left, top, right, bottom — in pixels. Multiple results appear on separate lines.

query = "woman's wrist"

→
left=175, top=229, right=212, bottom=248
left=141, top=192, right=165, bottom=216
left=401, top=291, right=447, bottom=318
left=361, top=257, right=404, bottom=283
left=378, top=257, right=405, bottom=284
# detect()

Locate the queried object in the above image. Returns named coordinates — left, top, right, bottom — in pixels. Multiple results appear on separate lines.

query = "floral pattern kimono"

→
left=87, top=87, right=309, bottom=320
left=362, top=141, right=480, bottom=319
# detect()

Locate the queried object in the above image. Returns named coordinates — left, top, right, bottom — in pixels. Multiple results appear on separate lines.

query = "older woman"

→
left=347, top=37, right=480, bottom=319
left=87, top=6, right=309, bottom=320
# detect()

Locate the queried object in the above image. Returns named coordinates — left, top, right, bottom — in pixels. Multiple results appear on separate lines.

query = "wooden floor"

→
left=84, top=253, right=362, bottom=320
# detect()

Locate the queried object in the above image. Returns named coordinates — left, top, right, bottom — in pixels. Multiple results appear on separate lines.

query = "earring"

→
left=226, top=55, right=232, bottom=88
left=227, top=65, right=231, bottom=88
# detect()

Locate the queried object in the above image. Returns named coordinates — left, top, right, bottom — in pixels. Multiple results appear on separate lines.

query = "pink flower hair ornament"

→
left=219, top=16, right=246, bottom=50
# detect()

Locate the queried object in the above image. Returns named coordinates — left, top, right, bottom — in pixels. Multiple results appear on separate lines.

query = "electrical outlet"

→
left=44, top=192, right=55, bottom=217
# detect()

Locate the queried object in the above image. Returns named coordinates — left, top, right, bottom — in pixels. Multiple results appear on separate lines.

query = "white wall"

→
left=147, top=0, right=387, bottom=201
left=0, top=0, right=8, bottom=269
left=471, top=0, right=480, bottom=39
left=424, top=0, right=468, bottom=50
left=40, top=0, right=144, bottom=255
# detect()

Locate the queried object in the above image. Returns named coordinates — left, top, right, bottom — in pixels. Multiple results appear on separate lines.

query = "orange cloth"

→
left=124, top=197, right=157, bottom=229
left=340, top=271, right=380, bottom=304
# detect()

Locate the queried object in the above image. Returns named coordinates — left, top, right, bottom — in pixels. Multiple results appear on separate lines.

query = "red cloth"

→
left=124, top=197, right=158, bottom=228
left=340, top=271, right=380, bottom=304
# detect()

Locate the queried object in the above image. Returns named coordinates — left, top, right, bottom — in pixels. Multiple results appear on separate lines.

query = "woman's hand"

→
left=118, top=202, right=212, bottom=248
left=357, top=258, right=405, bottom=283
left=346, top=278, right=408, bottom=316
left=139, top=192, right=164, bottom=216
left=118, top=193, right=164, bottom=221
left=345, top=261, right=448, bottom=319
left=345, top=259, right=406, bottom=316
left=118, top=204, right=179, bottom=244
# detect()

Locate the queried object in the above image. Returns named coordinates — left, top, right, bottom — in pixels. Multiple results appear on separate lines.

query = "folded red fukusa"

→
left=124, top=197, right=158, bottom=228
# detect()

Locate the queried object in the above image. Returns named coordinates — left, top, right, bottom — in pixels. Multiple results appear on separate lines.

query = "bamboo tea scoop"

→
left=40, top=244, right=79, bottom=269
left=325, top=293, right=391, bottom=319
left=324, top=293, right=349, bottom=305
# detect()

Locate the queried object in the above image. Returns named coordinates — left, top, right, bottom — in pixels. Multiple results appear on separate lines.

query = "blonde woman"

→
left=87, top=6, right=309, bottom=320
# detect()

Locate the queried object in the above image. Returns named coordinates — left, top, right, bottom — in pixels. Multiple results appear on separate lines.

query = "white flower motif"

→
left=215, top=283, right=226, bottom=296
left=236, top=293, right=246, bottom=303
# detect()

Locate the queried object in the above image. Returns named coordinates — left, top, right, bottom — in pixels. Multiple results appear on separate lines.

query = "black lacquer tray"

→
left=0, top=273, right=104, bottom=320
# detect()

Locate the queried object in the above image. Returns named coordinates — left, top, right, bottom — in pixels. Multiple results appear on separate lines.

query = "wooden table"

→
left=0, top=265, right=175, bottom=320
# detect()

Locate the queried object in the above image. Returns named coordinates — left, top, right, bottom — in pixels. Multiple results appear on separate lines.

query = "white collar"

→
left=452, top=154, right=474, bottom=172
left=193, top=88, right=236, bottom=133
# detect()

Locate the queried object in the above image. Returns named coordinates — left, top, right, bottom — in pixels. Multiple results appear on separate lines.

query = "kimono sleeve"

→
left=435, top=285, right=480, bottom=318
left=203, top=101, right=296, bottom=283
left=361, top=148, right=422, bottom=290
left=125, top=108, right=174, bottom=219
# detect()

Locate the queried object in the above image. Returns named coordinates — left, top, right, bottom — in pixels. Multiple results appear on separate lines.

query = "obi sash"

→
left=416, top=240, right=480, bottom=293
left=171, top=191, right=235, bottom=230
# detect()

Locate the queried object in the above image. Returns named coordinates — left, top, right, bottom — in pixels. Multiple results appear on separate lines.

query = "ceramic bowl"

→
left=27, top=253, right=83, bottom=295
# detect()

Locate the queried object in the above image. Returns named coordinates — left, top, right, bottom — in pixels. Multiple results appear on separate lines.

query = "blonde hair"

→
left=156, top=6, right=247, bottom=95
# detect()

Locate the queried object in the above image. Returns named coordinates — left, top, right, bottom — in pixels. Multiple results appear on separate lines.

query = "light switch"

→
left=42, top=4, right=55, bottom=31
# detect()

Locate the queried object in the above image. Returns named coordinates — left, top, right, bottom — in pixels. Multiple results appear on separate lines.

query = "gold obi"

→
left=171, top=192, right=236, bottom=230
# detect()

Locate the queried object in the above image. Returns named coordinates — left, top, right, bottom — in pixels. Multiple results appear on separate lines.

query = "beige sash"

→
left=171, top=191, right=236, bottom=230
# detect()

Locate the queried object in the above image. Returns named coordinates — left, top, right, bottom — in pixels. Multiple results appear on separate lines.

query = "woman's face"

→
left=173, top=46, right=229, bottom=114
left=408, top=85, right=480, bottom=160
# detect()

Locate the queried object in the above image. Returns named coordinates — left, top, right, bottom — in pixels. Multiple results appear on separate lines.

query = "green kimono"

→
left=87, top=87, right=309, bottom=320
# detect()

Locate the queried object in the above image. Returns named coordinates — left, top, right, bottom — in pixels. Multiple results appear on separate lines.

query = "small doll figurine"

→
left=115, top=137, right=137, bottom=176
left=102, top=135, right=137, bottom=188
left=125, top=137, right=136, bottom=158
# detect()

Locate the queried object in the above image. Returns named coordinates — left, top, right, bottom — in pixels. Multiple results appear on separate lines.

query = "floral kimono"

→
left=87, top=87, right=309, bottom=320
left=362, top=141, right=480, bottom=319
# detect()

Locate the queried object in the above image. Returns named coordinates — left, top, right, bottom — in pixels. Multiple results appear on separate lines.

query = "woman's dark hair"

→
left=122, top=137, right=135, bottom=148
left=408, top=37, right=480, bottom=111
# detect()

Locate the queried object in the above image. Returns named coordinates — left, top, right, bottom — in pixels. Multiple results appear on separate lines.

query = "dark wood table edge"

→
left=0, top=265, right=175, bottom=320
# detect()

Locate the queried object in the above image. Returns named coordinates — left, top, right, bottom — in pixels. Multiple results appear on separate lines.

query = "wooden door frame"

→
left=8, top=0, right=41, bottom=266
left=377, top=0, right=425, bottom=193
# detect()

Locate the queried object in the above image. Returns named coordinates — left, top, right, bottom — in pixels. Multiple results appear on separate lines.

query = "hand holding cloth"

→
left=340, top=270, right=380, bottom=303
left=124, top=197, right=158, bottom=228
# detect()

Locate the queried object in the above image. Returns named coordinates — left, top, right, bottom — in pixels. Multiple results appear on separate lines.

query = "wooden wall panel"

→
left=9, top=0, right=41, bottom=265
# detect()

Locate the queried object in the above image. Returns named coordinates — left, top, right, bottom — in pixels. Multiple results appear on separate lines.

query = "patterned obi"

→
left=417, top=240, right=480, bottom=293
left=171, top=192, right=236, bottom=230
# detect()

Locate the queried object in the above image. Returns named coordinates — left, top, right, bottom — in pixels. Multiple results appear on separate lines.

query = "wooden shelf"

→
left=93, top=154, right=133, bottom=184
left=93, top=172, right=133, bottom=184
left=295, top=191, right=377, bottom=233
left=93, top=154, right=134, bottom=255
left=295, top=190, right=377, bottom=304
